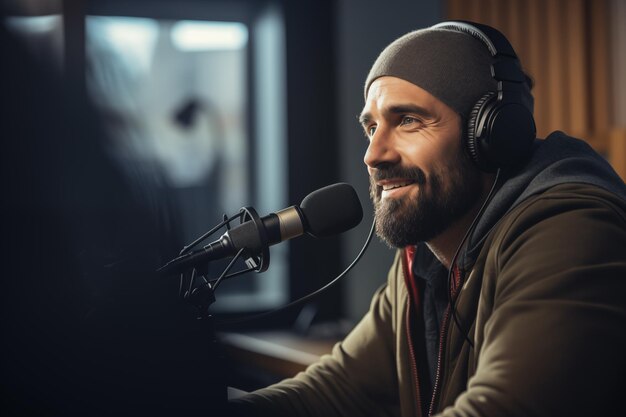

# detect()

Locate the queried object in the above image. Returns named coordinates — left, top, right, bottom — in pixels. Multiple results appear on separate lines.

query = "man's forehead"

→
left=361, top=77, right=440, bottom=120
left=366, top=76, right=434, bottom=102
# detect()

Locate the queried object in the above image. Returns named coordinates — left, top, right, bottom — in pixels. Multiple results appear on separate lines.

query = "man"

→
left=231, top=21, right=626, bottom=417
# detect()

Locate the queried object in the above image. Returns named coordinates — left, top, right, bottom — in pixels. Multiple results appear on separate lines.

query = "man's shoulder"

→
left=506, top=182, right=626, bottom=222
left=488, top=182, right=626, bottom=260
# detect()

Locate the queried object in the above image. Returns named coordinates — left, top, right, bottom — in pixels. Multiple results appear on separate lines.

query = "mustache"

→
left=370, top=164, right=427, bottom=185
left=369, top=164, right=427, bottom=203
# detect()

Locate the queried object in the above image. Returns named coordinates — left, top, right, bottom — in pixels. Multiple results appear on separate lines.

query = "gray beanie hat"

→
left=364, top=28, right=498, bottom=119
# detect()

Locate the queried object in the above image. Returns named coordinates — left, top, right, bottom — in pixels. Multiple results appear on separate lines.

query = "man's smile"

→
left=377, top=179, right=417, bottom=198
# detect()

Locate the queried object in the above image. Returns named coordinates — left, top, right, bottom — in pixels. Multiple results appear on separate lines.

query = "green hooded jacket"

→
left=232, top=132, right=626, bottom=416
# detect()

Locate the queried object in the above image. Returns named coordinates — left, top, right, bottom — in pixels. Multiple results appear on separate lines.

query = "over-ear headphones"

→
left=431, top=21, right=536, bottom=172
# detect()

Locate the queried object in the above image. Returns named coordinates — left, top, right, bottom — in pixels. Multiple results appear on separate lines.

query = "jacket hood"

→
left=460, top=130, right=626, bottom=268
left=414, top=131, right=626, bottom=273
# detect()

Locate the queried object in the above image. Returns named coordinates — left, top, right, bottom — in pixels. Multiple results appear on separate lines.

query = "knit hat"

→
left=364, top=28, right=498, bottom=119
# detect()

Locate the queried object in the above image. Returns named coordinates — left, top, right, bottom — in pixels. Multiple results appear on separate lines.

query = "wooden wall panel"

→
left=566, top=0, right=588, bottom=138
left=590, top=0, right=611, bottom=135
left=527, top=0, right=548, bottom=138
left=609, top=0, right=626, bottom=181
left=545, top=0, right=569, bottom=134
left=610, top=129, right=626, bottom=181
left=444, top=0, right=613, bottom=153
left=612, top=0, right=626, bottom=127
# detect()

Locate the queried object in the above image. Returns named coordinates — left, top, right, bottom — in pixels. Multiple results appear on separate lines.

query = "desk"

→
left=219, top=331, right=338, bottom=379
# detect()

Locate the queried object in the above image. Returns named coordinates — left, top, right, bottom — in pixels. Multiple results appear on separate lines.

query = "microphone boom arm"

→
left=158, top=207, right=272, bottom=318
left=157, top=182, right=364, bottom=319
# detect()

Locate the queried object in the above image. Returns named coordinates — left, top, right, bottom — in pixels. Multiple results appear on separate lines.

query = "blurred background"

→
left=2, top=0, right=625, bottom=405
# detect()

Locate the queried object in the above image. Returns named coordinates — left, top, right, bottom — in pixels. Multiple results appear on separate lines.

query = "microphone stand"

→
left=156, top=192, right=371, bottom=413
left=165, top=206, right=271, bottom=319
left=158, top=207, right=275, bottom=412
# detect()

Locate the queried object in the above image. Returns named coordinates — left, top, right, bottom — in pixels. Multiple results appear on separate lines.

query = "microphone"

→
left=157, top=183, right=363, bottom=276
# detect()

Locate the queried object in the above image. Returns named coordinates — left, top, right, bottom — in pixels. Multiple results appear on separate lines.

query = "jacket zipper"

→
left=402, top=253, right=423, bottom=417
left=405, top=299, right=423, bottom=417
left=428, top=266, right=462, bottom=416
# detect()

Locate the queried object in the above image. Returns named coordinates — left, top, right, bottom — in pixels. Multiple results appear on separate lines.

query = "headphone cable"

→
left=447, top=168, right=501, bottom=348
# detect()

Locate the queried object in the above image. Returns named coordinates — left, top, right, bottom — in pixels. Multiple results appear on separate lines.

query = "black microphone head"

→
left=299, top=183, right=363, bottom=238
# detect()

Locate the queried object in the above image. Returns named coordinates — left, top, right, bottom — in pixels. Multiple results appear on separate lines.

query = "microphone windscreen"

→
left=299, top=183, right=363, bottom=238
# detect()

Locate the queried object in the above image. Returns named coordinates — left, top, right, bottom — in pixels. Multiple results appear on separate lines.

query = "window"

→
left=5, top=2, right=295, bottom=315
left=84, top=4, right=288, bottom=313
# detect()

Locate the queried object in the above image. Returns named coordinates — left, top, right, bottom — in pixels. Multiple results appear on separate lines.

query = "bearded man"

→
left=231, top=21, right=626, bottom=417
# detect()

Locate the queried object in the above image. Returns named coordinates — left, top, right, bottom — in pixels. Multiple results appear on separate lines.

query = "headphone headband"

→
left=431, top=21, right=517, bottom=57
left=432, top=20, right=526, bottom=84
left=431, top=20, right=536, bottom=172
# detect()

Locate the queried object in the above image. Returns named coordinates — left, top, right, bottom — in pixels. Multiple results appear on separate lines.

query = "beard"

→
left=369, top=147, right=483, bottom=248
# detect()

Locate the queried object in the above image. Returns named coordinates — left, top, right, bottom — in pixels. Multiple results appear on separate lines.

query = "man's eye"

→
left=367, top=126, right=376, bottom=137
left=400, top=116, right=418, bottom=126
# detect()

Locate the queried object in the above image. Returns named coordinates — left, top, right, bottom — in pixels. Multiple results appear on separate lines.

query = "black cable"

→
left=214, top=216, right=376, bottom=327
left=447, top=169, right=501, bottom=348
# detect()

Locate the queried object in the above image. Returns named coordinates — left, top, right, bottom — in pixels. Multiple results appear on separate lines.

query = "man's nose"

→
left=363, top=127, right=400, bottom=169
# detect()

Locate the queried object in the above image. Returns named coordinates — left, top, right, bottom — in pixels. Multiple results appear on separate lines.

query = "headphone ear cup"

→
left=466, top=92, right=496, bottom=171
